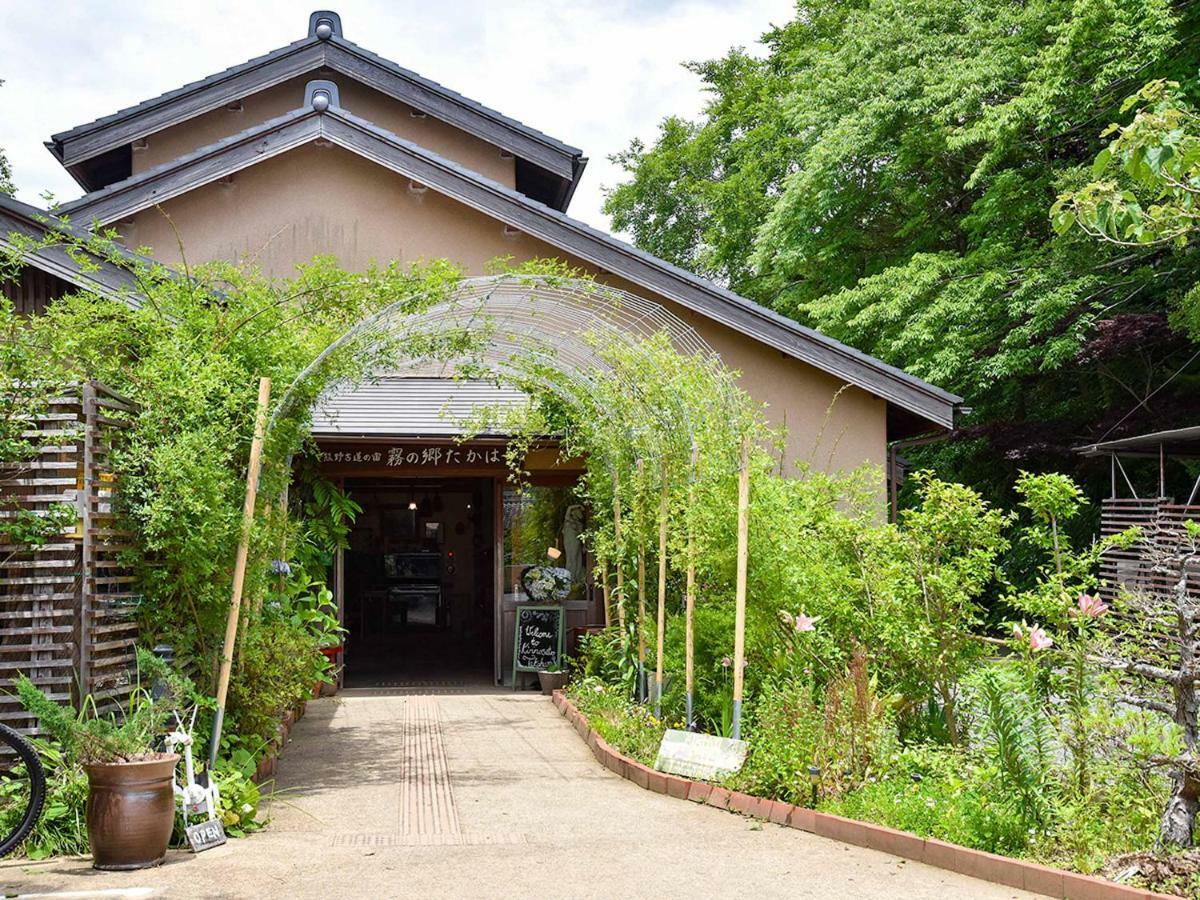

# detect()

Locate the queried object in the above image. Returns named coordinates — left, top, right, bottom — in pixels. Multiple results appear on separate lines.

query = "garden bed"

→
left=553, top=690, right=1173, bottom=900
left=250, top=700, right=308, bottom=785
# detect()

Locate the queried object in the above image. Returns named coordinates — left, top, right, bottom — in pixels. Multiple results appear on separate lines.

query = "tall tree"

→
left=606, top=1, right=1200, bottom=501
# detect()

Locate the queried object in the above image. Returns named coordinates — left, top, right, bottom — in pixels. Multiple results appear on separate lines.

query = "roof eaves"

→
left=51, top=99, right=959, bottom=429
left=56, top=108, right=320, bottom=222
left=0, top=194, right=146, bottom=306
left=46, top=25, right=584, bottom=196
left=327, top=36, right=582, bottom=158
left=323, top=110, right=961, bottom=427
left=48, top=37, right=322, bottom=162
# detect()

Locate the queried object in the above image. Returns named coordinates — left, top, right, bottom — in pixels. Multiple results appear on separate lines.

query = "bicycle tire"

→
left=0, top=722, right=46, bottom=857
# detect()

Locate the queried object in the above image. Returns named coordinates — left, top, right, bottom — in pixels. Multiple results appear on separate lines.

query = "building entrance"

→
left=341, top=478, right=495, bottom=687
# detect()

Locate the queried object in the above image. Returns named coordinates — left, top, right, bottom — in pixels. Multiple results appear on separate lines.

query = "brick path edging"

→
left=551, top=690, right=1170, bottom=900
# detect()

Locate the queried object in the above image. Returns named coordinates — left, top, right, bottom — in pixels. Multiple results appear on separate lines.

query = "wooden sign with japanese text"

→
left=317, top=442, right=506, bottom=472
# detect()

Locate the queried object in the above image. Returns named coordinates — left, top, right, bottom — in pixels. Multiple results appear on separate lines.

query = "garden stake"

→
left=613, top=468, right=626, bottom=632
left=601, top=563, right=612, bottom=628
left=732, top=435, right=750, bottom=739
left=209, top=376, right=271, bottom=773
left=685, top=442, right=697, bottom=730
left=655, top=458, right=669, bottom=718
left=636, top=457, right=647, bottom=703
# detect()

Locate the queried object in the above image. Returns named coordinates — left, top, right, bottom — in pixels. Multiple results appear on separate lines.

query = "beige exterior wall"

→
left=132, top=74, right=516, bottom=188
left=120, top=145, right=887, bottom=484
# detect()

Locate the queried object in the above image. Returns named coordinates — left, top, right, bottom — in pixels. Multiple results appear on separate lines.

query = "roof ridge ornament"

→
left=308, top=10, right=342, bottom=40
left=304, top=80, right=340, bottom=112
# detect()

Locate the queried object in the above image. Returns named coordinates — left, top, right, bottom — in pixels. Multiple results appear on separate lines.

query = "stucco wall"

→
left=132, top=74, right=516, bottom=188
left=120, top=145, right=886, bottom=484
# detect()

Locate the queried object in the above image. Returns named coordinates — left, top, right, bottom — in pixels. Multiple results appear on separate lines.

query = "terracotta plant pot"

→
left=319, top=646, right=342, bottom=696
left=538, top=670, right=568, bottom=695
left=84, top=754, right=179, bottom=870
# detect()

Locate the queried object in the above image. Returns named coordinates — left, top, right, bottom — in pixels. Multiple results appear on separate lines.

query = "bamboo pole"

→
left=654, top=458, right=669, bottom=718
left=636, top=457, right=647, bottom=703
left=685, top=442, right=698, bottom=730
left=601, top=563, right=612, bottom=628
left=613, top=469, right=626, bottom=632
left=732, top=435, right=750, bottom=740
left=209, top=377, right=271, bottom=772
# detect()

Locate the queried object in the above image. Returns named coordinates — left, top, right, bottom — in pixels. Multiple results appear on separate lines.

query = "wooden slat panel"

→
left=0, top=382, right=137, bottom=736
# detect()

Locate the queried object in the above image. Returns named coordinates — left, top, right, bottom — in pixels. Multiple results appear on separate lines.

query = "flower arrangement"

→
left=520, top=565, right=575, bottom=602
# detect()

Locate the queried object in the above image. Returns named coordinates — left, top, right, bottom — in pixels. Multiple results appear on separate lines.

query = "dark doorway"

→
left=341, top=478, right=494, bottom=687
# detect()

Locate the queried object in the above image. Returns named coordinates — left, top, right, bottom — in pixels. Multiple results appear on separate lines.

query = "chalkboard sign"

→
left=512, top=604, right=564, bottom=681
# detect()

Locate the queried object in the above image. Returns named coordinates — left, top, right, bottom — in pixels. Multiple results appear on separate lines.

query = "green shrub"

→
left=567, top=677, right=667, bottom=764
left=227, top=619, right=323, bottom=749
left=824, top=746, right=1030, bottom=856
left=15, top=648, right=188, bottom=765
left=737, top=648, right=896, bottom=804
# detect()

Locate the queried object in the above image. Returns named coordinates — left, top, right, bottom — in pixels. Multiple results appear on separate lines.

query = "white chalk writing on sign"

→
left=318, top=446, right=503, bottom=466
left=513, top=606, right=563, bottom=672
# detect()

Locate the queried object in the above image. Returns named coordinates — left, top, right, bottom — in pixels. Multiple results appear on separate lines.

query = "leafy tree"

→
left=1054, top=79, right=1200, bottom=341
left=605, top=1, right=1200, bottom=498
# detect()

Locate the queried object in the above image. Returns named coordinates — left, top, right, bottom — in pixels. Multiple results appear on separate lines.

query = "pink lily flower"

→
left=1075, top=593, right=1109, bottom=618
left=794, top=612, right=817, bottom=633
left=1028, top=625, right=1053, bottom=652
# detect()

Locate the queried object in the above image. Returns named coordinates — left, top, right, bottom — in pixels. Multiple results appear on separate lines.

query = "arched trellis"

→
left=211, top=275, right=756, bottom=766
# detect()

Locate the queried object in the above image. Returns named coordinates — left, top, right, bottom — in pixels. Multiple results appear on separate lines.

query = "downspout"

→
left=888, top=427, right=961, bottom=523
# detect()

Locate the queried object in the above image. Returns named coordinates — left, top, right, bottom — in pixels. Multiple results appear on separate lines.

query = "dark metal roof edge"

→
left=326, top=113, right=959, bottom=428
left=57, top=108, right=318, bottom=218
left=0, top=194, right=145, bottom=307
left=54, top=103, right=959, bottom=428
left=45, top=26, right=583, bottom=192
left=329, top=36, right=582, bottom=158
left=48, top=37, right=319, bottom=151
left=1074, top=425, right=1200, bottom=455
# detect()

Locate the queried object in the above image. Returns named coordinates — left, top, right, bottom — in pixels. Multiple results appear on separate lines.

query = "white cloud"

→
left=0, top=0, right=792, bottom=234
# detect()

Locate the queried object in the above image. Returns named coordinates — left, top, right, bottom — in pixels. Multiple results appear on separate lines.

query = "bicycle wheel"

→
left=0, top=722, right=46, bottom=857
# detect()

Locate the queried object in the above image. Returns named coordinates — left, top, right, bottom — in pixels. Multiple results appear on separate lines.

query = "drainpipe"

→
left=888, top=428, right=960, bottom=523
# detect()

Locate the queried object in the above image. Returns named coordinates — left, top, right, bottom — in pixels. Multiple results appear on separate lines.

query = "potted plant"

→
left=537, top=663, right=568, bottom=695
left=278, top=583, right=345, bottom=698
left=15, top=649, right=183, bottom=870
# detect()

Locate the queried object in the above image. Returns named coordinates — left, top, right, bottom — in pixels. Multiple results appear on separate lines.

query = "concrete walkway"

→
left=5, top=690, right=1036, bottom=899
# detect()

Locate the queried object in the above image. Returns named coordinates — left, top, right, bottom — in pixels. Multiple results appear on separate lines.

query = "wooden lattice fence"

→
left=1099, top=498, right=1200, bottom=604
left=0, top=382, right=137, bottom=734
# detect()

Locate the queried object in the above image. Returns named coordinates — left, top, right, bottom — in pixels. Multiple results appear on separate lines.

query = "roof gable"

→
left=45, top=10, right=585, bottom=210
left=57, top=81, right=960, bottom=431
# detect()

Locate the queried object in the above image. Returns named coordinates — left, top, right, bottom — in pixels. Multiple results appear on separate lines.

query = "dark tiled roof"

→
left=46, top=14, right=583, bottom=202
left=58, top=90, right=961, bottom=430
left=0, top=193, right=147, bottom=307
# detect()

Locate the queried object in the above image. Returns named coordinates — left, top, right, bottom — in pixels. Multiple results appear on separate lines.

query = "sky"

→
left=0, top=0, right=793, bottom=233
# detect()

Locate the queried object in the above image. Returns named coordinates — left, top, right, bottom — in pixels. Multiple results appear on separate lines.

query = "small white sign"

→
left=654, top=729, right=748, bottom=780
